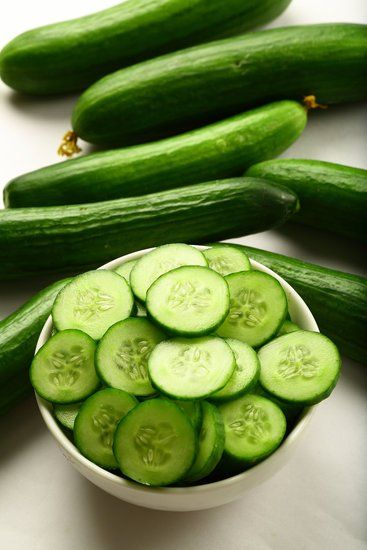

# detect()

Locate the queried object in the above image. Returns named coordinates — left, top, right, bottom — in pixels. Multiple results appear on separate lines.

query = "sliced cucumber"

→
left=135, top=302, right=147, bottom=317
left=219, top=394, right=286, bottom=465
left=52, top=270, right=134, bottom=340
left=74, top=388, right=138, bottom=469
left=30, top=329, right=99, bottom=404
left=217, top=270, right=287, bottom=347
left=146, top=265, right=230, bottom=336
left=148, top=337, right=235, bottom=400
left=174, top=400, right=203, bottom=433
left=96, top=318, right=165, bottom=397
left=130, top=244, right=207, bottom=302
left=115, top=260, right=136, bottom=283
left=277, top=319, right=300, bottom=336
left=54, top=401, right=82, bottom=430
left=258, top=330, right=341, bottom=405
left=113, top=398, right=197, bottom=486
left=184, top=401, right=224, bottom=483
left=204, top=245, right=250, bottom=276
left=210, top=338, right=260, bottom=402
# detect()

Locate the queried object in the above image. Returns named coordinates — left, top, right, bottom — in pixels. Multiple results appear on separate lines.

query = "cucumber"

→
left=0, top=0, right=291, bottom=95
left=52, top=270, right=134, bottom=340
left=203, top=245, right=250, bottom=276
left=148, top=337, right=235, bottom=400
left=53, top=401, right=82, bottom=430
left=258, top=331, right=341, bottom=406
left=0, top=278, right=71, bottom=416
left=146, top=266, right=230, bottom=336
left=210, top=339, right=260, bottom=402
left=74, top=388, right=138, bottom=469
left=130, top=243, right=207, bottom=302
left=71, top=23, right=367, bottom=146
left=173, top=401, right=202, bottom=434
left=96, top=318, right=166, bottom=396
left=113, top=398, right=197, bottom=486
left=219, top=394, right=286, bottom=466
left=246, top=159, right=367, bottom=242
left=4, top=101, right=306, bottom=207
left=115, top=260, right=136, bottom=284
left=30, top=329, right=100, bottom=404
left=0, top=179, right=299, bottom=282
left=184, top=401, right=224, bottom=483
left=229, top=244, right=367, bottom=365
left=217, top=271, right=287, bottom=348
left=277, top=320, right=300, bottom=336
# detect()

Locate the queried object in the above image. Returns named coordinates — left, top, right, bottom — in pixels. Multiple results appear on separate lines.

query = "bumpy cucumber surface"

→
left=4, top=101, right=306, bottom=208
left=231, top=244, right=367, bottom=365
left=246, top=159, right=367, bottom=242
left=0, top=178, right=299, bottom=280
left=0, top=278, right=71, bottom=416
left=0, top=0, right=291, bottom=95
left=72, top=23, right=367, bottom=145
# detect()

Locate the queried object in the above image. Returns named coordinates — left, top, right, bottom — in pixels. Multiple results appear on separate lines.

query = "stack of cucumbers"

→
left=0, top=0, right=366, bottom=485
left=30, top=244, right=341, bottom=486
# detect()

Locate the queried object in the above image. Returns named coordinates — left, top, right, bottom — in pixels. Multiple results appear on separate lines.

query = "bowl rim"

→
left=35, top=245, right=318, bottom=496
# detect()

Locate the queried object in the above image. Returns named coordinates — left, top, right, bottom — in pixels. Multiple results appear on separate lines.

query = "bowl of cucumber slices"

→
left=32, top=243, right=341, bottom=511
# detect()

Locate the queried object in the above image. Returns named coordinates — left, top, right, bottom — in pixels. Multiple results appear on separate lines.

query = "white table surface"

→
left=0, top=1, right=366, bottom=548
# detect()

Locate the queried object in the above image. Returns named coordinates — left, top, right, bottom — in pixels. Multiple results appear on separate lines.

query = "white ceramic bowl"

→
left=35, top=245, right=318, bottom=511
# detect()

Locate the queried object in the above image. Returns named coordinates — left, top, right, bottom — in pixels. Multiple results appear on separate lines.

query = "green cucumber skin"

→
left=0, top=278, right=71, bottom=415
left=0, top=178, right=298, bottom=280
left=230, top=244, right=367, bottom=366
left=72, top=23, right=367, bottom=146
left=4, top=101, right=306, bottom=208
left=0, top=0, right=291, bottom=95
left=246, top=159, right=367, bottom=242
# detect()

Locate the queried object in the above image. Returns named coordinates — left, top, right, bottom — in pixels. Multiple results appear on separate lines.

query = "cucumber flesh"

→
left=30, top=329, right=99, bottom=404
left=172, top=400, right=203, bottom=433
left=53, top=401, right=82, bottom=430
left=74, top=388, right=138, bottom=469
left=277, top=320, right=300, bottom=336
left=113, top=399, right=197, bottom=486
left=204, top=245, right=250, bottom=276
left=218, top=270, right=287, bottom=347
left=210, top=339, right=260, bottom=402
left=130, top=243, right=207, bottom=302
left=219, top=394, right=286, bottom=465
left=148, top=337, right=235, bottom=400
left=258, top=330, right=341, bottom=405
left=96, top=318, right=166, bottom=397
left=52, top=270, right=134, bottom=340
left=184, top=401, right=224, bottom=483
left=115, top=260, right=136, bottom=283
left=146, top=265, right=230, bottom=336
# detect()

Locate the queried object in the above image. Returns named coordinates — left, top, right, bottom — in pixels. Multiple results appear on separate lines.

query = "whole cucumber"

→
left=71, top=23, right=367, bottom=146
left=0, top=0, right=291, bottom=95
left=4, top=101, right=306, bottom=208
left=246, top=159, right=367, bottom=242
left=230, top=244, right=367, bottom=365
left=0, top=278, right=71, bottom=415
left=0, top=178, right=299, bottom=280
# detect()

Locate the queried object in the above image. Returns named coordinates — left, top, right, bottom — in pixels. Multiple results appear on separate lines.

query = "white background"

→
left=0, top=1, right=366, bottom=548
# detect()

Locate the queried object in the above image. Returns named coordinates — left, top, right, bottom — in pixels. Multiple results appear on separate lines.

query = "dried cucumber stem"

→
left=303, top=95, right=328, bottom=110
left=58, top=131, right=81, bottom=157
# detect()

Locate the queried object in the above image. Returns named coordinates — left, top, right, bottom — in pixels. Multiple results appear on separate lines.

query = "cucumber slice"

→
left=30, top=329, right=99, bottom=404
left=113, top=398, right=197, bottom=486
left=184, top=401, right=224, bottom=483
left=204, top=245, right=250, bottom=276
left=52, top=270, right=134, bottom=340
left=54, top=401, right=82, bottom=430
left=96, top=318, right=166, bottom=396
left=148, top=337, right=235, bottom=400
left=277, top=320, right=300, bottom=336
left=146, top=266, right=230, bottom=336
left=219, top=394, right=286, bottom=465
left=217, top=270, right=287, bottom=347
left=135, top=302, right=147, bottom=317
left=74, top=388, right=138, bottom=469
left=115, top=260, right=136, bottom=283
left=175, top=400, right=203, bottom=433
left=210, top=338, right=260, bottom=402
left=130, top=244, right=207, bottom=302
left=258, top=330, right=341, bottom=405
